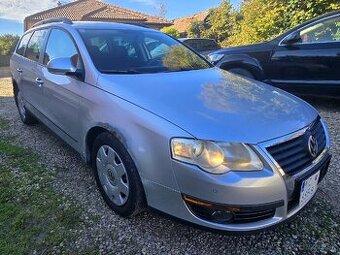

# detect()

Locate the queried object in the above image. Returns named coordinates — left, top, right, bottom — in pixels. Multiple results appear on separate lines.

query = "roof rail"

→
left=32, top=17, right=73, bottom=28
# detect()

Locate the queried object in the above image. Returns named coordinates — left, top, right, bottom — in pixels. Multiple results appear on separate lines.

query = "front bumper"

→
left=146, top=121, right=331, bottom=232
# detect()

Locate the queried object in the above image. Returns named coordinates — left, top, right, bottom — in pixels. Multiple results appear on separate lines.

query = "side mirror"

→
left=282, top=31, right=302, bottom=45
left=47, top=57, right=82, bottom=77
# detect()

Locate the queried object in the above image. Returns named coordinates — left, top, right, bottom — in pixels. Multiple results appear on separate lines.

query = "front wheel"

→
left=14, top=90, right=37, bottom=125
left=91, top=132, right=146, bottom=217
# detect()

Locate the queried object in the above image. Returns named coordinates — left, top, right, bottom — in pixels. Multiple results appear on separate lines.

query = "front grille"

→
left=266, top=117, right=326, bottom=176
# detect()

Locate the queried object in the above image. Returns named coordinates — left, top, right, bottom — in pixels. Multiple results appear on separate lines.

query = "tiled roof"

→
left=171, top=11, right=210, bottom=33
left=25, top=0, right=172, bottom=25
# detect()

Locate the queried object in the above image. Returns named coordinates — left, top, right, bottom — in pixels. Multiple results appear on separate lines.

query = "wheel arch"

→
left=85, top=124, right=128, bottom=165
left=219, top=54, right=265, bottom=80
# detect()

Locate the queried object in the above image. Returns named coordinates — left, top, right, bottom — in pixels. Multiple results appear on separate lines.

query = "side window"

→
left=25, top=30, right=48, bottom=62
left=145, top=37, right=170, bottom=58
left=16, top=33, right=32, bottom=56
left=300, top=16, right=340, bottom=43
left=44, top=29, right=79, bottom=67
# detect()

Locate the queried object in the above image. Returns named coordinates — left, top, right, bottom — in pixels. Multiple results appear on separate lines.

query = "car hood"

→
left=97, top=68, right=318, bottom=144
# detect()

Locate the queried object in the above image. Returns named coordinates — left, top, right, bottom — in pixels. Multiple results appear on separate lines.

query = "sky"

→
left=0, top=0, right=241, bottom=36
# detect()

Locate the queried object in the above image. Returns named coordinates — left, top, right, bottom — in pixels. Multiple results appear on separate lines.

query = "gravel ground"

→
left=0, top=77, right=339, bottom=254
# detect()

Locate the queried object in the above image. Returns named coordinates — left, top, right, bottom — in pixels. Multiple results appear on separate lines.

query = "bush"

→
left=0, top=34, right=20, bottom=56
left=160, top=27, right=181, bottom=38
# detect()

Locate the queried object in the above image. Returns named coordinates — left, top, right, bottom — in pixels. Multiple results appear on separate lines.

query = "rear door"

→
left=22, top=29, right=49, bottom=110
left=269, top=14, right=340, bottom=96
left=11, top=32, right=32, bottom=101
left=40, top=28, right=83, bottom=145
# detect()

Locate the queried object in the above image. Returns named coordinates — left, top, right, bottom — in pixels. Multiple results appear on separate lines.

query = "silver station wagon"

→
left=10, top=18, right=332, bottom=232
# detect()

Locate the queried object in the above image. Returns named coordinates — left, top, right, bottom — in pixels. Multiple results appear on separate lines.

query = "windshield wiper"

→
left=101, top=69, right=142, bottom=74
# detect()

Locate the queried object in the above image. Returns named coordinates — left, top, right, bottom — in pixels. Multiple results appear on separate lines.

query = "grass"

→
left=0, top=118, right=8, bottom=129
left=0, top=118, right=83, bottom=254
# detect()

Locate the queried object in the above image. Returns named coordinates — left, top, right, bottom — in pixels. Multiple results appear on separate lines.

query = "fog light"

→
left=212, top=210, right=234, bottom=223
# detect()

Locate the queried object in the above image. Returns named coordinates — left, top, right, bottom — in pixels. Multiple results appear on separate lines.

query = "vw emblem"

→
left=308, top=135, right=319, bottom=158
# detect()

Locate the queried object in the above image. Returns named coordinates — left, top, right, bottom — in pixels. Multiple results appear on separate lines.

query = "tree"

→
left=204, top=0, right=235, bottom=42
left=160, top=27, right=180, bottom=38
left=284, top=0, right=340, bottom=28
left=188, top=20, right=206, bottom=38
left=226, top=0, right=340, bottom=46
left=226, top=0, right=286, bottom=46
left=158, top=2, right=168, bottom=19
left=0, top=34, right=20, bottom=55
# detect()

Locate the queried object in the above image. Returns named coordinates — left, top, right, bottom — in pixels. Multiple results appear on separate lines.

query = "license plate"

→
left=299, top=171, right=320, bottom=207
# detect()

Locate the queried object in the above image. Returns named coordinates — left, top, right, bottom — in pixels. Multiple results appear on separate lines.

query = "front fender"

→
left=217, top=54, right=265, bottom=80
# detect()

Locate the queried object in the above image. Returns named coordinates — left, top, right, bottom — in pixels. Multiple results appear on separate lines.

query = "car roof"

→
left=26, top=20, right=158, bottom=35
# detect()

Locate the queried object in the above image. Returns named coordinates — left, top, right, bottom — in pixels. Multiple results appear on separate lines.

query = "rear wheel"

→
left=14, top=89, right=37, bottom=125
left=91, top=132, right=146, bottom=217
left=228, top=68, right=255, bottom=79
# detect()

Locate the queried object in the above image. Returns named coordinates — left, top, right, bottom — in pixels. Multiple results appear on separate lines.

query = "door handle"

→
left=35, top=77, right=44, bottom=87
left=16, top=68, right=22, bottom=73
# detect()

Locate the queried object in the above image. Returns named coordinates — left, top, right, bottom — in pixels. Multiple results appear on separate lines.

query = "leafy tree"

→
left=0, top=34, right=20, bottom=55
left=226, top=0, right=340, bottom=46
left=226, top=0, right=286, bottom=46
left=204, top=0, right=235, bottom=42
left=284, top=0, right=340, bottom=28
left=161, top=27, right=180, bottom=38
left=188, top=20, right=206, bottom=38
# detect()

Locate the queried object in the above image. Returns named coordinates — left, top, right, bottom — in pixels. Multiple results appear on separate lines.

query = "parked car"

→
left=179, top=38, right=221, bottom=56
left=208, top=11, right=340, bottom=98
left=11, top=18, right=331, bottom=232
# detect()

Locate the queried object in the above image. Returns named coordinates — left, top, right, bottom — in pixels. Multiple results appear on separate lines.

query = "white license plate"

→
left=299, top=171, right=320, bottom=207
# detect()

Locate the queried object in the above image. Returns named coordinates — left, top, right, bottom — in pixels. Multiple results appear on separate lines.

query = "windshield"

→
left=185, top=39, right=221, bottom=52
left=79, top=29, right=212, bottom=74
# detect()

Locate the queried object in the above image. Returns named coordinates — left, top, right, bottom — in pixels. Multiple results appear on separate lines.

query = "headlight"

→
left=208, top=53, right=224, bottom=64
left=171, top=138, right=263, bottom=174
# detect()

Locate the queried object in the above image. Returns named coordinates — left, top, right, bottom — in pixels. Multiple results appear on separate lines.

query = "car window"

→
left=184, top=40, right=201, bottom=51
left=145, top=37, right=171, bottom=58
left=44, top=29, right=80, bottom=67
left=25, top=29, right=48, bottom=62
left=300, top=16, right=340, bottom=43
left=79, top=29, right=211, bottom=74
left=200, top=40, right=220, bottom=51
left=16, top=32, right=32, bottom=56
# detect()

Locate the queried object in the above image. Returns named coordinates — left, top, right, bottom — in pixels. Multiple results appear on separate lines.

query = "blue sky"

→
left=0, top=0, right=241, bottom=36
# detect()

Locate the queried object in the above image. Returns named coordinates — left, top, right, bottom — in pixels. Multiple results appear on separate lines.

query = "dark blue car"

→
left=209, top=11, right=340, bottom=98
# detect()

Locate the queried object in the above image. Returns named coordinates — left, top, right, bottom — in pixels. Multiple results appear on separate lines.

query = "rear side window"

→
left=16, top=33, right=32, bottom=56
left=43, top=29, right=79, bottom=66
left=25, top=29, right=48, bottom=62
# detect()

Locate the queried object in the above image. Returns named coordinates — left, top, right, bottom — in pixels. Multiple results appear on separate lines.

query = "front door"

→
left=269, top=14, right=340, bottom=97
left=40, top=28, right=83, bottom=146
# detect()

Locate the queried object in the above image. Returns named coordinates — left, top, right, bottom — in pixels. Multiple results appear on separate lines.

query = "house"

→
left=24, top=0, right=172, bottom=31
left=170, top=11, right=210, bottom=37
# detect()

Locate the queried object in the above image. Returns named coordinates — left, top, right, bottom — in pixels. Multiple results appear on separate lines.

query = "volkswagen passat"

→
left=10, top=18, right=331, bottom=232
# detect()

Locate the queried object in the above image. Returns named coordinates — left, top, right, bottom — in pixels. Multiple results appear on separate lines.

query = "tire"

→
left=91, top=132, right=146, bottom=217
left=228, top=68, right=255, bottom=79
left=14, top=89, right=37, bottom=125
